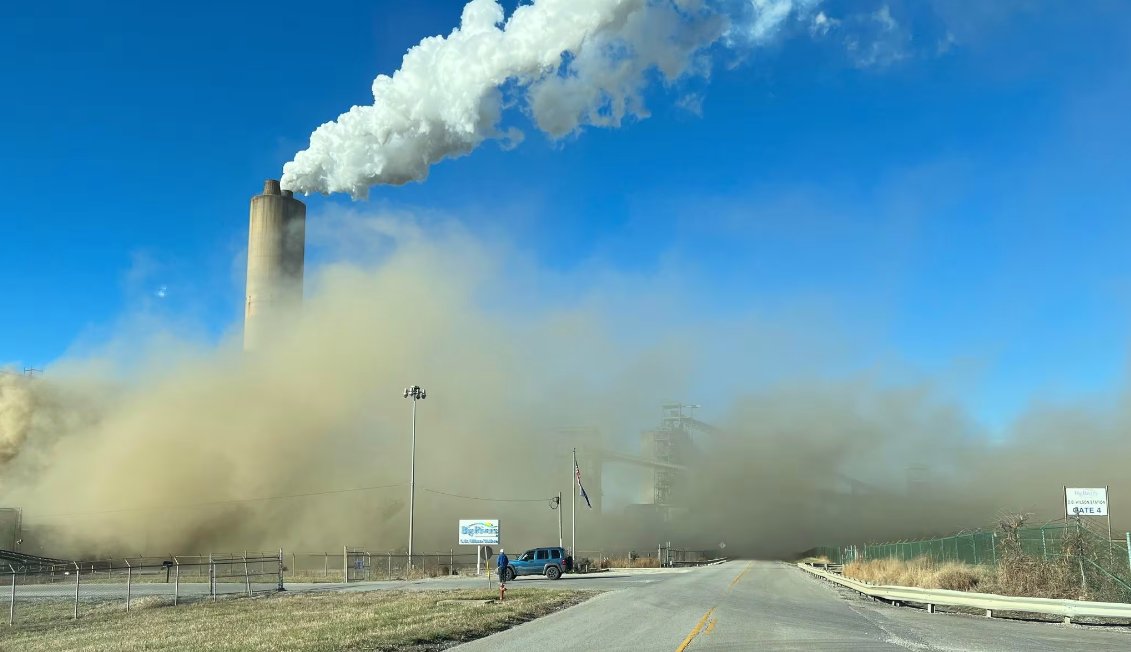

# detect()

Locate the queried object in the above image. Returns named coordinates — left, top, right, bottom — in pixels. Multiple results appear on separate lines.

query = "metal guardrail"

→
left=669, top=557, right=728, bottom=567
left=798, top=563, right=1131, bottom=623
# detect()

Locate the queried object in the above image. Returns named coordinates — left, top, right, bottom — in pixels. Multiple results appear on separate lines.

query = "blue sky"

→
left=3, top=0, right=1130, bottom=431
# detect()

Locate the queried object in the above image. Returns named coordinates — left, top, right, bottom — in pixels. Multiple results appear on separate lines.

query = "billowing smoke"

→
left=1, top=210, right=1128, bottom=559
left=2, top=1, right=1111, bottom=561
left=281, top=0, right=820, bottom=197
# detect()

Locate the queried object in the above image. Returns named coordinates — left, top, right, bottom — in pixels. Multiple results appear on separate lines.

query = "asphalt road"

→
left=291, top=568, right=686, bottom=594
left=15, top=563, right=1131, bottom=650
left=452, top=561, right=1131, bottom=651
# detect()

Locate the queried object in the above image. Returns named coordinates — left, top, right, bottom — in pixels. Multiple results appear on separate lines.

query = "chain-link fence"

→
left=286, top=549, right=485, bottom=582
left=808, top=519, right=1131, bottom=602
left=0, top=553, right=283, bottom=626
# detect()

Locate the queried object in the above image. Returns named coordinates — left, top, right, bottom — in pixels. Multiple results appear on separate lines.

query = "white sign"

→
left=458, top=519, right=500, bottom=545
left=1066, top=487, right=1108, bottom=516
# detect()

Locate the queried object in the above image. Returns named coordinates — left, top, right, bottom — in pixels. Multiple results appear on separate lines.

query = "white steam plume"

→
left=281, top=0, right=816, bottom=197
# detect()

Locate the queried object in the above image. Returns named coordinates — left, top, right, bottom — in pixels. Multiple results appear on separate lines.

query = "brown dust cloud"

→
left=1, top=209, right=1128, bottom=561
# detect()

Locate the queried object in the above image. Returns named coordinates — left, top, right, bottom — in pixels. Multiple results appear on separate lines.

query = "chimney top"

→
left=282, top=189, right=294, bottom=198
left=262, top=179, right=282, bottom=196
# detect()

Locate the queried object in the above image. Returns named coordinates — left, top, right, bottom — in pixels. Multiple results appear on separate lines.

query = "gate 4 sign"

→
left=1065, top=487, right=1108, bottom=516
left=459, top=519, right=500, bottom=545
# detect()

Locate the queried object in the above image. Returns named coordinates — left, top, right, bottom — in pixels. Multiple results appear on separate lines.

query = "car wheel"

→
left=505, top=567, right=516, bottom=582
left=546, top=565, right=561, bottom=580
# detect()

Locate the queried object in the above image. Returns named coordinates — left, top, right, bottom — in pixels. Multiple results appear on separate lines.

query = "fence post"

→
left=174, top=558, right=180, bottom=606
left=279, top=549, right=285, bottom=591
left=126, top=560, right=133, bottom=612
left=387, top=552, right=392, bottom=577
left=8, top=564, right=15, bottom=627
left=73, top=561, right=80, bottom=620
left=209, top=553, right=216, bottom=600
left=108, top=559, right=112, bottom=581
left=1041, top=528, right=1048, bottom=560
left=450, top=549, right=454, bottom=576
left=323, top=552, right=328, bottom=578
left=1126, top=532, right=1131, bottom=573
left=343, top=546, right=348, bottom=584
left=990, top=534, right=996, bottom=565
left=291, top=553, right=296, bottom=581
left=244, top=552, right=252, bottom=597
left=971, top=534, right=978, bottom=565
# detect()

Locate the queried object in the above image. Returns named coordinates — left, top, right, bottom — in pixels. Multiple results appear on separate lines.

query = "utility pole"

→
left=571, top=449, right=577, bottom=558
left=403, top=385, right=427, bottom=564
left=556, top=492, right=563, bottom=549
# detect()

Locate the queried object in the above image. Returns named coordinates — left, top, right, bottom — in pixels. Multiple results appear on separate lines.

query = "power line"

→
left=418, top=488, right=552, bottom=503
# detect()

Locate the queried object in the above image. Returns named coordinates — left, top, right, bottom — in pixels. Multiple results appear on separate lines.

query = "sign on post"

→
left=459, top=520, right=500, bottom=545
left=1065, top=487, right=1108, bottom=516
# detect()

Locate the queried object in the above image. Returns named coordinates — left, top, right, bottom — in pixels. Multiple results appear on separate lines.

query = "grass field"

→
left=843, top=558, right=991, bottom=592
left=0, top=588, right=592, bottom=652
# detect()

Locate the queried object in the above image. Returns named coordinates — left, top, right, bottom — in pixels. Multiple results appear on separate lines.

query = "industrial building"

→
left=243, top=180, right=307, bottom=350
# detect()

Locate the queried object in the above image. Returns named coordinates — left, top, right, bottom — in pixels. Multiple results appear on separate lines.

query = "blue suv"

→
left=503, top=547, right=567, bottom=581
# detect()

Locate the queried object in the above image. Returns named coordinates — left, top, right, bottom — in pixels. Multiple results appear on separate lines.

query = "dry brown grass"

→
left=282, top=566, right=463, bottom=584
left=798, top=555, right=832, bottom=565
left=604, top=557, right=661, bottom=568
left=0, top=589, right=592, bottom=652
left=844, top=557, right=992, bottom=592
left=838, top=515, right=1129, bottom=602
left=991, top=514, right=1098, bottom=601
left=843, top=554, right=1101, bottom=599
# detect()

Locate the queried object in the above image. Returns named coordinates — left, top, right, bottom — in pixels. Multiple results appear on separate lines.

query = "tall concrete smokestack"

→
left=244, top=179, right=306, bottom=350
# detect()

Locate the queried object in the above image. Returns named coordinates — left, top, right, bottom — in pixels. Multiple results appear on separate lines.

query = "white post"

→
left=476, top=546, right=481, bottom=576
left=244, top=552, right=252, bottom=597
left=571, top=449, right=577, bottom=559
left=9, top=564, right=15, bottom=626
left=1107, top=486, right=1113, bottom=566
left=73, top=562, right=80, bottom=620
left=563, top=489, right=570, bottom=550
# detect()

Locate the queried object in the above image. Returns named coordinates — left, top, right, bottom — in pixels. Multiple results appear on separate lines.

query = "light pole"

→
left=403, top=385, right=427, bottom=564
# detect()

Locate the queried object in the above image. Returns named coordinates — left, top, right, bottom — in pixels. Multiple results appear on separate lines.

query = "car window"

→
left=551, top=549, right=561, bottom=559
left=521, top=550, right=534, bottom=561
left=536, top=549, right=548, bottom=560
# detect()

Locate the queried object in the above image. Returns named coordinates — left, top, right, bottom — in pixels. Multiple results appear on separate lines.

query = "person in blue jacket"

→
left=497, top=548, right=509, bottom=583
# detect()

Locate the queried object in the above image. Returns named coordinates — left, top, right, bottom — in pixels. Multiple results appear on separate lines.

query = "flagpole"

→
left=571, top=448, right=577, bottom=559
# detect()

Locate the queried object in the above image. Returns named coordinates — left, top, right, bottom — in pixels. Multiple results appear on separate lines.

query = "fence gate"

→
left=344, top=548, right=370, bottom=583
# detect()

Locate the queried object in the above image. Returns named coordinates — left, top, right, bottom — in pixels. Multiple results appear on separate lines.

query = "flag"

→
left=575, top=457, right=592, bottom=509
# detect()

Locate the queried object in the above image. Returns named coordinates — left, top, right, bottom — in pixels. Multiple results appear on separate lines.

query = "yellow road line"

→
left=675, top=608, right=715, bottom=652
left=703, top=616, right=717, bottom=637
left=728, top=561, right=753, bottom=591
left=675, top=562, right=752, bottom=650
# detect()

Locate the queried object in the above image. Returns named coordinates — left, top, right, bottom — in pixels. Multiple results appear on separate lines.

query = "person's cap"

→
left=500, top=548, right=504, bottom=552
